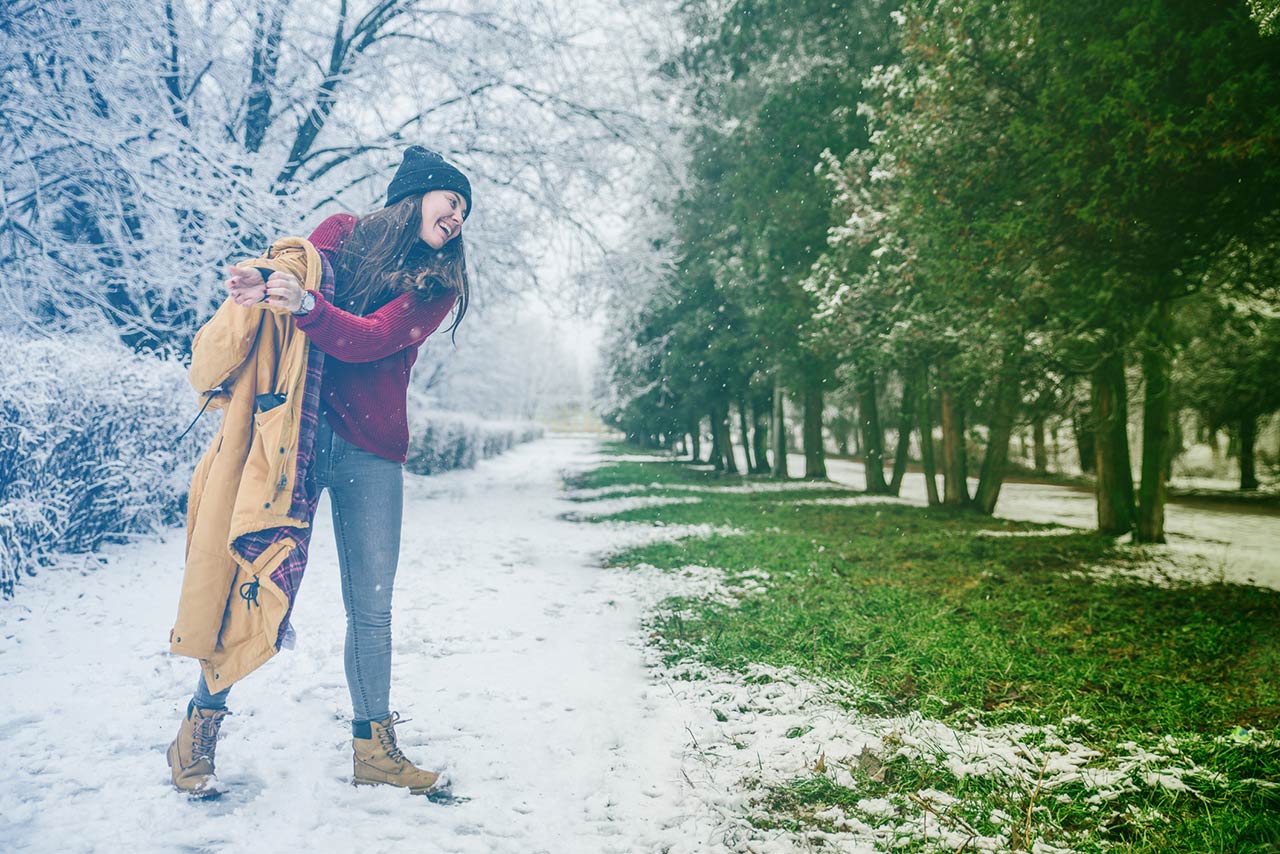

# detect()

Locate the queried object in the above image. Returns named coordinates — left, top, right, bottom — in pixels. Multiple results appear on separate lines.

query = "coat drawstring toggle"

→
left=239, top=576, right=261, bottom=611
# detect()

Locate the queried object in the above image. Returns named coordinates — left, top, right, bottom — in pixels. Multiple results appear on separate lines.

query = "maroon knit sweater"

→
left=296, top=213, right=459, bottom=463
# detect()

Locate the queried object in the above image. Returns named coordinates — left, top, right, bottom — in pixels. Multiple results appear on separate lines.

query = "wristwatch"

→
left=295, top=290, right=316, bottom=315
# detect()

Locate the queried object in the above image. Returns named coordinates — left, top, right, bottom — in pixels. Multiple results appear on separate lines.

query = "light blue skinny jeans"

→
left=192, top=412, right=404, bottom=724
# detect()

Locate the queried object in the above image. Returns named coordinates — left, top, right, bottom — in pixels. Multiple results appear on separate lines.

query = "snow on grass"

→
left=560, top=484, right=646, bottom=500
left=625, top=649, right=1223, bottom=853
left=792, top=495, right=913, bottom=507
left=565, top=481, right=861, bottom=501
left=973, top=527, right=1078, bottom=538
left=585, top=519, right=745, bottom=552
left=581, top=528, right=1240, bottom=853
left=617, top=565, right=774, bottom=623
left=560, top=452, right=1279, bottom=850
left=558, top=494, right=704, bottom=520
left=1069, top=546, right=1255, bottom=588
left=593, top=453, right=678, bottom=463
left=1066, top=532, right=1280, bottom=591
left=660, top=481, right=860, bottom=495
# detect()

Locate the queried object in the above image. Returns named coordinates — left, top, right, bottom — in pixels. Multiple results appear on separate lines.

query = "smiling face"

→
left=418, top=189, right=467, bottom=249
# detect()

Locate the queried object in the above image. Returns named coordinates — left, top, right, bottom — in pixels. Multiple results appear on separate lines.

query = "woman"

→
left=167, top=146, right=471, bottom=800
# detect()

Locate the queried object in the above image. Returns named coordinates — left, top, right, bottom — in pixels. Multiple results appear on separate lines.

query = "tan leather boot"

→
left=352, top=712, right=450, bottom=796
left=166, top=702, right=231, bottom=798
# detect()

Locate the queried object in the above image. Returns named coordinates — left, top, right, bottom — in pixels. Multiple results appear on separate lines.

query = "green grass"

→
left=566, top=457, right=1280, bottom=853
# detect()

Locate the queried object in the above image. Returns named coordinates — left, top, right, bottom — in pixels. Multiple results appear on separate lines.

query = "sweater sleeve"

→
left=294, top=286, right=458, bottom=363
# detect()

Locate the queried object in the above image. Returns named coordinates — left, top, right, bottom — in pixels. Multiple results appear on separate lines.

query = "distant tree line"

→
left=603, top=0, right=1280, bottom=542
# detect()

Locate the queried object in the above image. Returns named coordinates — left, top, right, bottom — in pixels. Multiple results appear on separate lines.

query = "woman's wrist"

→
left=293, top=290, right=317, bottom=315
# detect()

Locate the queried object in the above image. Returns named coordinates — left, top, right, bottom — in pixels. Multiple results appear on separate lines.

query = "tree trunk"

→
left=689, top=417, right=702, bottom=462
left=737, top=396, right=754, bottom=474
left=1167, top=407, right=1183, bottom=482
left=940, top=383, right=970, bottom=506
left=851, top=405, right=862, bottom=456
left=889, top=374, right=915, bottom=496
left=1240, top=415, right=1259, bottom=490
left=708, top=406, right=723, bottom=471
left=975, top=366, right=1022, bottom=515
left=1073, top=413, right=1097, bottom=475
left=860, top=371, right=890, bottom=493
left=771, top=379, right=789, bottom=480
left=1032, top=416, right=1048, bottom=473
left=1136, top=301, right=1174, bottom=543
left=917, top=366, right=941, bottom=506
left=835, top=429, right=850, bottom=456
left=714, top=402, right=738, bottom=474
left=802, top=375, right=827, bottom=479
left=1092, top=348, right=1135, bottom=536
left=751, top=391, right=771, bottom=474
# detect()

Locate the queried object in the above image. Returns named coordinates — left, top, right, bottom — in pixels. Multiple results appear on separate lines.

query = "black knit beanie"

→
left=384, top=145, right=473, bottom=219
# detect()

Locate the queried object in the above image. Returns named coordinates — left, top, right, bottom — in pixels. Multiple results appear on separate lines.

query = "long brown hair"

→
left=332, top=193, right=470, bottom=342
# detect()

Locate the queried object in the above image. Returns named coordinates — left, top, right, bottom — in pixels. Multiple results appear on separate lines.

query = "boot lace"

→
left=378, top=712, right=411, bottom=765
left=192, top=710, right=228, bottom=761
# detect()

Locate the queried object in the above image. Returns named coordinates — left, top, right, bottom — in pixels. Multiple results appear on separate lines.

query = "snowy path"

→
left=0, top=436, right=719, bottom=854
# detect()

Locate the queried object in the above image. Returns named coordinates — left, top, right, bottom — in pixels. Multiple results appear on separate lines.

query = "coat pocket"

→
left=242, top=399, right=293, bottom=508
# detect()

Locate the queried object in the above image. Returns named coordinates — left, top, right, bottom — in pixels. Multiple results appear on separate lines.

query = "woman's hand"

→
left=225, top=265, right=266, bottom=307
left=262, top=270, right=305, bottom=313
left=225, top=264, right=305, bottom=312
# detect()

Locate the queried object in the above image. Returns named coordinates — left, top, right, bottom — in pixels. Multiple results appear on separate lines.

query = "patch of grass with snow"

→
left=574, top=458, right=1280, bottom=853
left=562, top=457, right=718, bottom=494
left=757, top=732, right=1280, bottom=853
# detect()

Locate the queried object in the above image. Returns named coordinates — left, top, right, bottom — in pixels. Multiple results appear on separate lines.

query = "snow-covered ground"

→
left=0, top=436, right=730, bottom=854
left=774, top=453, right=1280, bottom=591
left=3, top=436, right=1274, bottom=854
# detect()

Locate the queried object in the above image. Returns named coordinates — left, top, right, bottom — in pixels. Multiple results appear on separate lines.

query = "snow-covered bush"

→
left=406, top=411, right=543, bottom=476
left=0, top=336, right=214, bottom=598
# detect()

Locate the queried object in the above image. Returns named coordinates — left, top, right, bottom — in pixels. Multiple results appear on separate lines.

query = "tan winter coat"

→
left=169, top=237, right=322, bottom=691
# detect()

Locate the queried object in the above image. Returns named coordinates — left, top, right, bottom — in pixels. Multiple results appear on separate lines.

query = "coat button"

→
left=279, top=447, right=286, bottom=454
left=175, top=636, right=182, bottom=643
left=213, top=674, right=220, bottom=680
left=264, top=502, right=271, bottom=508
